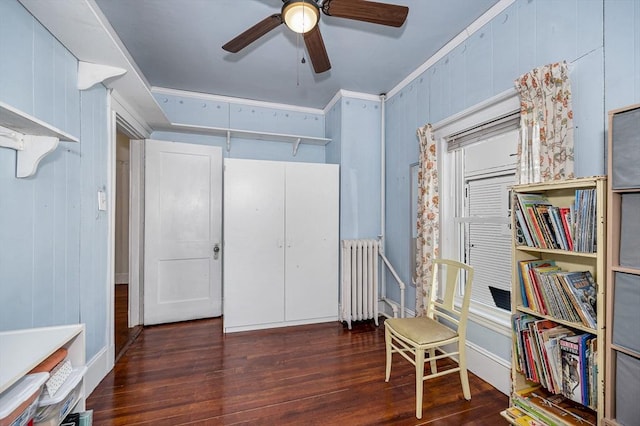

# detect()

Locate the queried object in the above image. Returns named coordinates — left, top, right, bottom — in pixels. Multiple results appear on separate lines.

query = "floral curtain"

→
left=514, top=61, right=575, bottom=184
left=415, top=124, right=439, bottom=316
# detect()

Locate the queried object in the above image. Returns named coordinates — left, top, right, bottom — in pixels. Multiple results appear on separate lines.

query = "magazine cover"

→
left=560, top=271, right=597, bottom=329
left=560, top=335, right=584, bottom=404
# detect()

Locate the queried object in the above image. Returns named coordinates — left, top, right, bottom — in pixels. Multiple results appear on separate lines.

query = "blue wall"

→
left=326, top=96, right=382, bottom=241
left=383, top=0, right=640, bottom=361
left=0, top=0, right=109, bottom=362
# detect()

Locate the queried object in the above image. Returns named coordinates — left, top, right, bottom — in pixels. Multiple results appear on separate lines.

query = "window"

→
left=453, top=130, right=518, bottom=322
left=431, top=89, right=521, bottom=329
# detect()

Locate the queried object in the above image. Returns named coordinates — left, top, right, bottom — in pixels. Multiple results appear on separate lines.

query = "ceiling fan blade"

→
left=304, top=25, right=331, bottom=73
left=222, top=14, right=283, bottom=53
left=322, top=0, right=408, bottom=28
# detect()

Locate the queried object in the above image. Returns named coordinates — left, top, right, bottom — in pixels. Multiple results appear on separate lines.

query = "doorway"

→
left=114, top=128, right=142, bottom=361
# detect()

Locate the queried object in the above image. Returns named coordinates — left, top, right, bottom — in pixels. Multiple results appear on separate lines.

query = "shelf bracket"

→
left=0, top=129, right=24, bottom=150
left=78, top=61, right=126, bottom=90
left=0, top=125, right=59, bottom=178
left=226, top=130, right=231, bottom=153
left=292, top=138, right=301, bottom=156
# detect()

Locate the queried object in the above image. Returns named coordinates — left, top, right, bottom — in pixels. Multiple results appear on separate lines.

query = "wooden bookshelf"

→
left=604, top=104, right=640, bottom=426
left=503, top=176, right=606, bottom=425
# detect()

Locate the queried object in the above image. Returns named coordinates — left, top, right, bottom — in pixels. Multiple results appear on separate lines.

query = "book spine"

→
left=525, top=206, right=547, bottom=248
left=559, top=207, right=574, bottom=251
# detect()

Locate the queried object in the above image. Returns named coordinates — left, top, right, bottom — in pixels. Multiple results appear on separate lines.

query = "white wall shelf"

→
left=156, top=122, right=331, bottom=156
left=0, top=101, right=79, bottom=178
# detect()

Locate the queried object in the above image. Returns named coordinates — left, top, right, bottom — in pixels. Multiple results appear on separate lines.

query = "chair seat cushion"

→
left=386, top=317, right=457, bottom=345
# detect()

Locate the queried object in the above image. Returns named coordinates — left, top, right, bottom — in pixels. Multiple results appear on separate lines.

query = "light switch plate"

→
left=98, top=190, right=107, bottom=211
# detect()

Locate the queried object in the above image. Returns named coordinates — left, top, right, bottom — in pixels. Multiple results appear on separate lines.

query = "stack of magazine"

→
left=513, top=190, right=597, bottom=252
left=512, top=314, right=598, bottom=410
left=517, top=260, right=597, bottom=329
left=511, top=387, right=597, bottom=426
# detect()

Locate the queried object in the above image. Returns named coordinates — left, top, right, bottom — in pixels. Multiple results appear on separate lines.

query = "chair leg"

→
left=384, top=326, right=392, bottom=382
left=459, top=341, right=471, bottom=400
left=428, top=348, right=437, bottom=373
left=415, top=348, right=425, bottom=419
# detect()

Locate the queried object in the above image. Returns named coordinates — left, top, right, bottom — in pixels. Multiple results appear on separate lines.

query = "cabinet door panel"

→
left=284, top=163, right=339, bottom=321
left=223, top=159, right=285, bottom=328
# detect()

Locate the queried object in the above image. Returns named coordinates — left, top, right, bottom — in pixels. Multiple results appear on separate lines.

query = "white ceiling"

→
left=88, top=0, right=501, bottom=110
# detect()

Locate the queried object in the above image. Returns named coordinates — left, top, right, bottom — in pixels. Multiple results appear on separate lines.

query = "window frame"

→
left=455, top=147, right=516, bottom=326
left=432, top=89, right=520, bottom=334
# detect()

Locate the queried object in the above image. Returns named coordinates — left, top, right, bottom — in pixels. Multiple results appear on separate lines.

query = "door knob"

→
left=213, top=244, right=221, bottom=260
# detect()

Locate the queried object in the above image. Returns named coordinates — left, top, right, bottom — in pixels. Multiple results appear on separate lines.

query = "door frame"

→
left=128, top=139, right=144, bottom=328
left=108, top=93, right=151, bottom=363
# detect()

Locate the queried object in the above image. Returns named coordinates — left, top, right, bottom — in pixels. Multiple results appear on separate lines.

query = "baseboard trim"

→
left=223, top=316, right=338, bottom=333
left=465, top=341, right=511, bottom=395
left=115, top=273, right=128, bottom=284
left=85, top=345, right=113, bottom=397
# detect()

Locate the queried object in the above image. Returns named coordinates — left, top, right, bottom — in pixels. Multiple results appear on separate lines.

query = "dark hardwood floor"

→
left=114, top=284, right=142, bottom=363
left=88, top=316, right=508, bottom=425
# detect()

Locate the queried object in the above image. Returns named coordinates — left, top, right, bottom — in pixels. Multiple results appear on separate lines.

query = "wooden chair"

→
left=384, top=258, right=474, bottom=419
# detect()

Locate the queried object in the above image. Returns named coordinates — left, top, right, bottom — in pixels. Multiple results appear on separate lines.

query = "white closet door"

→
left=223, top=159, right=285, bottom=330
left=284, top=162, right=339, bottom=321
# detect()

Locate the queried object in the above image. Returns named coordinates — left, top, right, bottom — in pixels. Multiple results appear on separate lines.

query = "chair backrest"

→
left=425, top=259, right=474, bottom=336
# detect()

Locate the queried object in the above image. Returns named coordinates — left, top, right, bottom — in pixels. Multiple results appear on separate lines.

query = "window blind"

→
left=446, top=112, right=520, bottom=151
left=464, top=174, right=514, bottom=310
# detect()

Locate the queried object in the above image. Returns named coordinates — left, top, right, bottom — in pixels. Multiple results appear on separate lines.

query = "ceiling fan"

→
left=222, top=0, right=409, bottom=74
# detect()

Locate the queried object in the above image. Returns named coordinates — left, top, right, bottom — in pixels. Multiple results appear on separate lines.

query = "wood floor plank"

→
left=87, top=318, right=508, bottom=425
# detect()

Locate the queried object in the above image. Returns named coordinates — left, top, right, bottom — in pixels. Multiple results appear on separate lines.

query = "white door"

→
left=223, top=159, right=285, bottom=330
left=285, top=162, right=339, bottom=321
left=144, top=140, right=222, bottom=325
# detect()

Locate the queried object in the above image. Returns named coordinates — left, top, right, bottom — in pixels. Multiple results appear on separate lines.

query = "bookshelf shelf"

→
left=515, top=246, right=598, bottom=259
left=506, top=177, right=606, bottom=426
left=604, top=104, right=640, bottom=426
left=515, top=306, right=597, bottom=335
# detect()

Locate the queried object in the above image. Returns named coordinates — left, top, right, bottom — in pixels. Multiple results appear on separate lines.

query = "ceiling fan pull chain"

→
left=296, top=33, right=301, bottom=86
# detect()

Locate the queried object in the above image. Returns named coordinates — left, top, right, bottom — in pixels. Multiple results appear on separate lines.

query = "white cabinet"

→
left=223, top=159, right=339, bottom=333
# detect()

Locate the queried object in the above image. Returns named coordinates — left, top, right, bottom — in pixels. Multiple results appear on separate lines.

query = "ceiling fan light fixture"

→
left=282, top=0, right=319, bottom=34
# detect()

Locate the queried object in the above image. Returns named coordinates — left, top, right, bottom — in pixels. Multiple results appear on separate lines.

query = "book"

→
left=548, top=206, right=569, bottom=250
left=504, top=406, right=545, bottom=426
left=549, top=274, right=582, bottom=324
left=523, top=329, right=539, bottom=382
left=541, top=325, right=574, bottom=394
left=515, top=193, right=552, bottom=248
left=531, top=319, right=557, bottom=390
left=558, top=271, right=598, bottom=329
left=530, top=265, right=561, bottom=315
left=560, top=334, right=593, bottom=405
left=515, top=204, right=535, bottom=247
left=559, top=207, right=574, bottom=251
left=513, top=387, right=596, bottom=426
left=514, top=314, right=537, bottom=377
left=574, top=189, right=597, bottom=253
left=518, top=259, right=556, bottom=311
left=535, top=205, right=560, bottom=249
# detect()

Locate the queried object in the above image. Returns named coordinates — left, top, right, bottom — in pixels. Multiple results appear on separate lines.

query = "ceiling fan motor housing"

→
left=282, top=0, right=320, bottom=34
